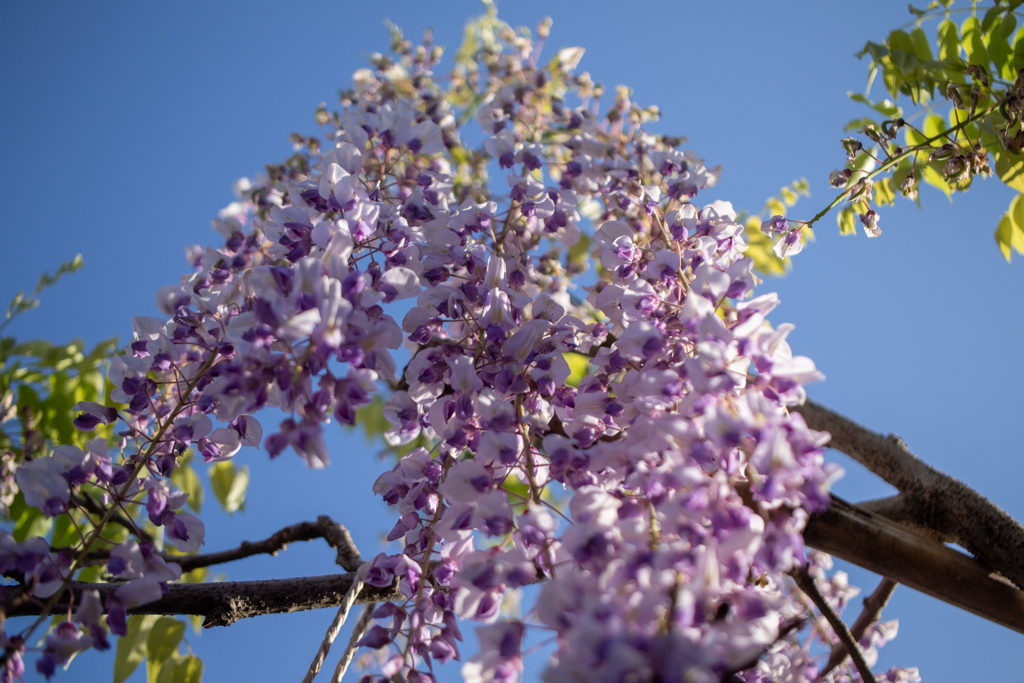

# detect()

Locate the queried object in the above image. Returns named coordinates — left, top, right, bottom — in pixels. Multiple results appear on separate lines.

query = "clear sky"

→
left=1, top=1, right=1022, bottom=681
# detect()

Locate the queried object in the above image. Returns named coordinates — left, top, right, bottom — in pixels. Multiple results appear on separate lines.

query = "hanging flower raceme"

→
left=0, top=11, right=920, bottom=683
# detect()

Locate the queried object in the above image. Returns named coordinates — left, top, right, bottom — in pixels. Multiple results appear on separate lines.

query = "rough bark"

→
left=9, top=494, right=1024, bottom=635
left=5, top=574, right=399, bottom=627
left=10, top=401, right=1024, bottom=651
left=793, top=400, right=1024, bottom=590
left=171, top=516, right=362, bottom=574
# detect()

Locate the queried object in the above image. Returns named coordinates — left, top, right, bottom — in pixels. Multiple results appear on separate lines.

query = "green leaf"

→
left=838, top=207, right=857, bottom=236
left=171, top=462, right=203, bottom=514
left=987, top=21, right=1012, bottom=76
left=962, top=16, right=989, bottom=66
left=51, top=512, right=81, bottom=548
left=888, top=30, right=918, bottom=75
left=564, top=353, right=591, bottom=388
left=209, top=462, right=249, bottom=514
left=856, top=40, right=889, bottom=62
left=938, top=19, right=960, bottom=61
left=176, top=655, right=204, bottom=683
left=995, top=152, right=1024, bottom=191
left=996, top=214, right=1014, bottom=261
left=910, top=26, right=934, bottom=63
left=874, top=177, right=896, bottom=207
left=848, top=93, right=901, bottom=117
left=356, top=397, right=387, bottom=439
left=567, top=232, right=591, bottom=266
left=920, top=162, right=953, bottom=197
left=982, top=6, right=1003, bottom=33
left=766, top=197, right=786, bottom=217
left=922, top=113, right=948, bottom=140
left=11, top=493, right=52, bottom=542
left=1001, top=13, right=1018, bottom=40
left=1009, top=194, right=1024, bottom=253
left=115, top=615, right=160, bottom=683
left=155, top=654, right=203, bottom=683
left=147, top=617, right=185, bottom=665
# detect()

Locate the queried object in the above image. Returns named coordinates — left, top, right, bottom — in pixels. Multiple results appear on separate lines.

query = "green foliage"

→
left=155, top=655, right=203, bottom=683
left=996, top=193, right=1024, bottom=259
left=1, top=254, right=83, bottom=335
left=113, top=615, right=198, bottom=683
left=208, top=460, right=249, bottom=514
left=172, top=453, right=205, bottom=513
left=830, top=2, right=1024, bottom=259
left=147, top=617, right=187, bottom=683
left=564, top=352, right=591, bottom=388
left=115, top=615, right=161, bottom=683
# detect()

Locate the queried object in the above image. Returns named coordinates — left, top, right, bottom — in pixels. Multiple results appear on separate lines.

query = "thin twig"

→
left=72, top=493, right=153, bottom=544
left=792, top=566, right=875, bottom=683
left=62, top=516, right=363, bottom=575
left=174, top=516, right=362, bottom=573
left=821, top=577, right=898, bottom=678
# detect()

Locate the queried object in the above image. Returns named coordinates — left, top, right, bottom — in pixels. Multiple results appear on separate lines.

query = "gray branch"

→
left=793, top=400, right=1024, bottom=590
left=171, top=516, right=363, bottom=574
left=5, top=574, right=399, bottom=628
left=7, top=494, right=1024, bottom=637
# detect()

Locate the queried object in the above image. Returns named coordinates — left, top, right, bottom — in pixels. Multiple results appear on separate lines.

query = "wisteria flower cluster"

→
left=0, top=9, right=921, bottom=683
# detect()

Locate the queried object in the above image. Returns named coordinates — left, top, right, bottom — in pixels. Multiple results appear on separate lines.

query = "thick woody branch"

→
left=8, top=496, right=1024, bottom=639
left=5, top=574, right=399, bottom=627
left=804, top=496, right=1024, bottom=634
left=855, top=495, right=956, bottom=544
left=793, top=400, right=1024, bottom=590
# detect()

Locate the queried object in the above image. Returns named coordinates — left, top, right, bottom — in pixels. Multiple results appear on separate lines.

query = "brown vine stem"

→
left=792, top=566, right=875, bottom=683
left=820, top=577, right=898, bottom=678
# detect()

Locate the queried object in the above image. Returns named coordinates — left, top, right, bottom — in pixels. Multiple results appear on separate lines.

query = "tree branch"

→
left=855, top=495, right=956, bottom=544
left=793, top=400, right=1024, bottom=590
left=8, top=493, right=1024, bottom=644
left=170, top=516, right=363, bottom=574
left=792, top=566, right=875, bottom=683
left=821, top=577, right=898, bottom=677
left=4, top=574, right=399, bottom=627
left=804, top=496, right=1024, bottom=634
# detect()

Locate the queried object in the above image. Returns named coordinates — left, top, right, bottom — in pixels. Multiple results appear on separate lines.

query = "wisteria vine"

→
left=0, top=10, right=923, bottom=683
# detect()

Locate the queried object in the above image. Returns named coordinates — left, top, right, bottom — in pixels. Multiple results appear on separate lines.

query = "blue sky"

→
left=1, top=1, right=1022, bottom=680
